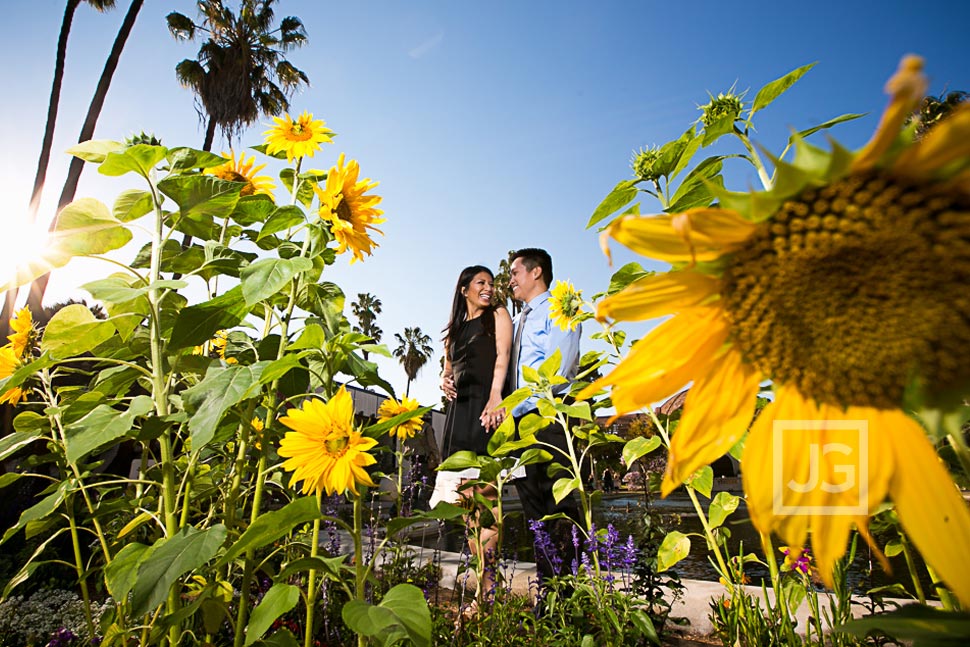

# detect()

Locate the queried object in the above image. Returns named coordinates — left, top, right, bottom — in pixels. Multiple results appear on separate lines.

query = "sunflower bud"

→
left=631, top=146, right=662, bottom=182
left=699, top=92, right=744, bottom=128
left=125, top=131, right=163, bottom=147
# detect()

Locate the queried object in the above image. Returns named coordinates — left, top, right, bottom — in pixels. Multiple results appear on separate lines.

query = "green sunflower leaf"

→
left=169, top=285, right=249, bottom=349
left=258, top=206, right=306, bottom=240
left=708, top=492, right=741, bottom=529
left=54, top=198, right=132, bottom=256
left=750, top=62, right=816, bottom=118
left=64, top=396, right=153, bottom=463
left=158, top=174, right=243, bottom=224
left=130, top=525, right=228, bottom=617
left=99, top=144, right=168, bottom=178
left=245, top=584, right=301, bottom=647
left=792, top=113, right=866, bottom=143
left=607, top=262, right=652, bottom=296
left=240, top=257, right=314, bottom=306
left=587, top=179, right=639, bottom=229
left=657, top=530, right=691, bottom=572
left=182, top=362, right=268, bottom=449
left=668, top=156, right=725, bottom=212
left=66, top=139, right=124, bottom=163
left=218, top=496, right=322, bottom=567
left=112, top=189, right=155, bottom=222
left=622, top=436, right=662, bottom=466
left=166, top=147, right=227, bottom=171
left=41, top=304, right=115, bottom=358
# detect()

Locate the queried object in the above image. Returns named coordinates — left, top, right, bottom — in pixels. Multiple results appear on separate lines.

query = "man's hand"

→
left=440, top=374, right=457, bottom=401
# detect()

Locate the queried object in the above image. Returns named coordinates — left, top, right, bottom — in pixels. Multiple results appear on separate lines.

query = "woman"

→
left=432, top=265, right=512, bottom=612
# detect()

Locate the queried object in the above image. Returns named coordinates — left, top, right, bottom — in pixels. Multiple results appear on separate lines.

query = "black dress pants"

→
left=513, top=415, right=581, bottom=581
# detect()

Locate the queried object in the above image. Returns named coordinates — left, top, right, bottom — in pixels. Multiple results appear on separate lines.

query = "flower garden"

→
left=1, top=48, right=969, bottom=647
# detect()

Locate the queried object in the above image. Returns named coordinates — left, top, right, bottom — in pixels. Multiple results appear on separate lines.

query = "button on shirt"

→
left=510, top=291, right=582, bottom=418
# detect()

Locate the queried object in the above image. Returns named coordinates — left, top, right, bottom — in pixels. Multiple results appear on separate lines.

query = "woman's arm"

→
left=480, top=307, right=513, bottom=429
left=440, top=343, right=457, bottom=401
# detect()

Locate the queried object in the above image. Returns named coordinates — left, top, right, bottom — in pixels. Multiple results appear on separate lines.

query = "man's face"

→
left=509, top=257, right=543, bottom=303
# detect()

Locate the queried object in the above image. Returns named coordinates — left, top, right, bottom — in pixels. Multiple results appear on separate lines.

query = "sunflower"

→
left=581, top=56, right=970, bottom=603
left=263, top=111, right=334, bottom=162
left=0, top=345, right=25, bottom=405
left=210, top=330, right=237, bottom=365
left=251, top=417, right=265, bottom=451
left=277, top=387, right=378, bottom=496
left=377, top=396, right=424, bottom=440
left=204, top=150, right=275, bottom=198
left=7, top=307, right=35, bottom=360
left=314, top=153, right=385, bottom=263
left=549, top=280, right=584, bottom=331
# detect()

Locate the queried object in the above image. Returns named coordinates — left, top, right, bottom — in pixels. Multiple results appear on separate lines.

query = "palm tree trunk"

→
left=1, top=0, right=82, bottom=337
left=25, top=0, right=144, bottom=318
left=28, top=0, right=81, bottom=224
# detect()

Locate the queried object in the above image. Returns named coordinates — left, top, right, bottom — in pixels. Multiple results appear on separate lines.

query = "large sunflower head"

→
left=549, top=280, right=584, bottom=331
left=7, top=307, right=36, bottom=360
left=377, top=396, right=423, bottom=440
left=0, top=345, right=25, bottom=405
left=313, top=153, right=386, bottom=263
left=204, top=150, right=275, bottom=198
left=263, top=111, right=334, bottom=162
left=277, top=387, right=378, bottom=496
left=583, top=56, right=970, bottom=604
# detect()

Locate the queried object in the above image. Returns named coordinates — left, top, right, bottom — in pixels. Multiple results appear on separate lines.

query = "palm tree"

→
left=493, top=250, right=520, bottom=315
left=166, top=0, right=310, bottom=151
left=25, top=0, right=144, bottom=318
left=351, top=293, right=383, bottom=360
left=393, top=327, right=434, bottom=397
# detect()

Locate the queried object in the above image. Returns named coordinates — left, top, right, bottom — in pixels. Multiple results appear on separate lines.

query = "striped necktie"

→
left=508, top=304, right=532, bottom=391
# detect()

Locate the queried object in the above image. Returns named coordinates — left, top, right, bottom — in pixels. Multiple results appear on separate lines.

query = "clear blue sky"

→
left=2, top=1, right=968, bottom=408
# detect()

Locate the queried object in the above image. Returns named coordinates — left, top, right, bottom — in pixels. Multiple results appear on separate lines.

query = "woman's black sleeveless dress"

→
left=441, top=316, right=495, bottom=458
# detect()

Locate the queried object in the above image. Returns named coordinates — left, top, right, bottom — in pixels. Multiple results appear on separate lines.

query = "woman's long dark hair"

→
left=442, top=265, right=496, bottom=356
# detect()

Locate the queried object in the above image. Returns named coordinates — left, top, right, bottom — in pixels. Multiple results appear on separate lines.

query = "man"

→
left=504, top=247, right=581, bottom=582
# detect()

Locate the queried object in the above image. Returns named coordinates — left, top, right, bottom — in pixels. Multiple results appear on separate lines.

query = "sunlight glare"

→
left=0, top=209, right=51, bottom=292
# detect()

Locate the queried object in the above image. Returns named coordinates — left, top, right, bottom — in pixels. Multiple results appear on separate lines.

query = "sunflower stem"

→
left=304, top=492, right=322, bottom=647
left=353, top=493, right=367, bottom=647
left=898, top=530, right=926, bottom=605
left=735, top=131, right=773, bottom=190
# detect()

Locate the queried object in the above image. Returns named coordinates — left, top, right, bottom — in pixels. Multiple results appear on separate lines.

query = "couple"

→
left=432, top=248, right=582, bottom=602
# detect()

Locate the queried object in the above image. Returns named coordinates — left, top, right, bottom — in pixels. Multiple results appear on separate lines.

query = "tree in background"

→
left=492, top=249, right=520, bottom=315
left=393, top=327, right=434, bottom=397
left=351, top=292, right=383, bottom=360
left=166, top=0, right=310, bottom=151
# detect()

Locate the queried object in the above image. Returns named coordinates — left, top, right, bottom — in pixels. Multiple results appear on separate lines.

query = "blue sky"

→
left=2, top=1, right=968, bottom=408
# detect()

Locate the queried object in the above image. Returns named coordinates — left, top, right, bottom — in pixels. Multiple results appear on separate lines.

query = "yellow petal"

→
left=894, top=103, right=970, bottom=178
left=596, top=271, right=720, bottom=323
left=579, top=307, right=728, bottom=415
left=853, top=55, right=927, bottom=172
left=888, top=411, right=970, bottom=606
left=662, top=347, right=760, bottom=495
left=605, top=208, right=756, bottom=265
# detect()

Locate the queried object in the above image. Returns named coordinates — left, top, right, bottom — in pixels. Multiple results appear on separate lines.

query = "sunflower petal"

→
left=888, top=412, right=970, bottom=606
left=596, top=271, right=719, bottom=323
left=579, top=307, right=729, bottom=415
left=662, top=348, right=760, bottom=495
left=605, top=208, right=756, bottom=265
left=853, top=55, right=927, bottom=171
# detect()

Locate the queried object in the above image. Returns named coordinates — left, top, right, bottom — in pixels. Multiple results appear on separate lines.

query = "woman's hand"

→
left=479, top=393, right=506, bottom=431
left=440, top=373, right=457, bottom=401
